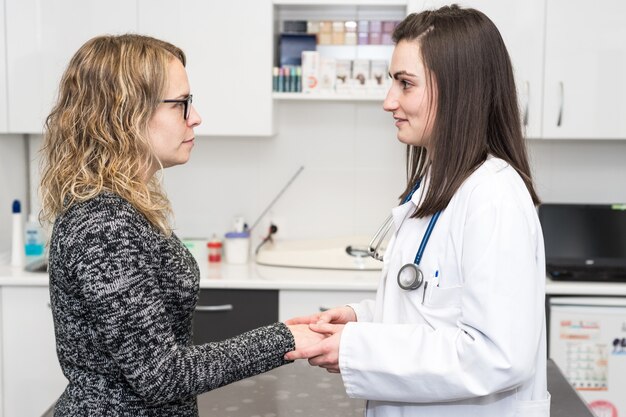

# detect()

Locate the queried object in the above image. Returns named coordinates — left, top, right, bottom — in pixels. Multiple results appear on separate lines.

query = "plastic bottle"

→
left=224, top=231, right=250, bottom=264
left=11, top=200, right=25, bottom=268
left=207, top=236, right=222, bottom=263
left=24, top=214, right=46, bottom=261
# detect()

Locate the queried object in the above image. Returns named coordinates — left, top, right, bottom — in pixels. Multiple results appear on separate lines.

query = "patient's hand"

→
left=286, top=324, right=328, bottom=352
left=285, top=323, right=344, bottom=373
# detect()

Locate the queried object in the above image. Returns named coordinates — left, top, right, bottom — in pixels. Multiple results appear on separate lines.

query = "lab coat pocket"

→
left=513, top=393, right=551, bottom=417
left=425, top=285, right=463, bottom=308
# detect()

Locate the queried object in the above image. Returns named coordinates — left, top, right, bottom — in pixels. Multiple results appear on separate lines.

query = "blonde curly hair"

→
left=40, top=34, right=186, bottom=235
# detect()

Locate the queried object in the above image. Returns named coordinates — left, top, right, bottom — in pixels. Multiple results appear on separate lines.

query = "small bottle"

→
left=289, top=66, right=297, bottom=92
left=272, top=66, right=280, bottom=92
left=207, top=236, right=222, bottom=263
left=295, top=66, right=302, bottom=92
left=283, top=66, right=291, bottom=93
left=25, top=214, right=46, bottom=261
left=278, top=67, right=285, bottom=92
left=11, top=200, right=25, bottom=268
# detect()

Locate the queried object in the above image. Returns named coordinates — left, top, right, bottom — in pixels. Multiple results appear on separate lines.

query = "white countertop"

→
left=0, top=263, right=380, bottom=291
left=2, top=263, right=626, bottom=296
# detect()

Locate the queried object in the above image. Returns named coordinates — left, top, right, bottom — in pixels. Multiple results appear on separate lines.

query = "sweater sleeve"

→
left=72, top=208, right=294, bottom=405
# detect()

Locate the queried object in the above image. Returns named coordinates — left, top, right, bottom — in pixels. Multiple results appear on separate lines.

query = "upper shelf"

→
left=273, top=0, right=407, bottom=6
left=273, top=92, right=385, bottom=101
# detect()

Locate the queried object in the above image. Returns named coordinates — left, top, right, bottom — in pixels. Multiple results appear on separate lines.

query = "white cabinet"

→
left=138, top=0, right=275, bottom=136
left=543, top=0, right=626, bottom=139
left=5, top=0, right=274, bottom=136
left=4, top=0, right=136, bottom=134
left=0, top=286, right=66, bottom=417
left=0, top=0, right=8, bottom=133
left=417, top=1, right=545, bottom=138
left=279, top=289, right=375, bottom=321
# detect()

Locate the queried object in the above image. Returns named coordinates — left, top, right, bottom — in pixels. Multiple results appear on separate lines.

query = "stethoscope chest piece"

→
left=397, top=263, right=424, bottom=290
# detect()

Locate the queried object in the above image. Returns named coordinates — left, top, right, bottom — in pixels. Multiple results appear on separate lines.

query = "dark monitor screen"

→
left=538, top=203, right=626, bottom=281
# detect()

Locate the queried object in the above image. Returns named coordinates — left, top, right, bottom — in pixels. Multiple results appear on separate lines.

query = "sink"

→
left=255, top=236, right=383, bottom=271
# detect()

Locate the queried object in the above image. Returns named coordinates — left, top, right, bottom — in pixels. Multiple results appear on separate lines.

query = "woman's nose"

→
left=383, top=87, right=398, bottom=112
left=188, top=105, right=202, bottom=127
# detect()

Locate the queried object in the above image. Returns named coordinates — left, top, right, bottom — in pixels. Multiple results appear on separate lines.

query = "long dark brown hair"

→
left=395, top=5, right=540, bottom=217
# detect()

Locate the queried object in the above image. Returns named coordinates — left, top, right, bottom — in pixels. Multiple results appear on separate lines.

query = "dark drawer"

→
left=192, top=289, right=278, bottom=344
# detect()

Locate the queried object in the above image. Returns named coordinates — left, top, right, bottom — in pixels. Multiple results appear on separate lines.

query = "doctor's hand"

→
left=284, top=323, right=344, bottom=373
left=286, top=324, right=328, bottom=353
left=284, top=306, right=356, bottom=326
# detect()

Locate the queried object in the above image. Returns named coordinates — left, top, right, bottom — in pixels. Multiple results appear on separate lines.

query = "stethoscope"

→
left=367, top=179, right=442, bottom=291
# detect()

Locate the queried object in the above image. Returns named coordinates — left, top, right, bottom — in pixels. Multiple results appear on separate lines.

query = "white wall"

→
left=0, top=135, right=29, bottom=257
left=528, top=139, right=626, bottom=204
left=23, top=102, right=626, bottom=252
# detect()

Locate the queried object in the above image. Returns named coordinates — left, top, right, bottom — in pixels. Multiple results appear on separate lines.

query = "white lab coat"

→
left=341, top=156, right=550, bottom=417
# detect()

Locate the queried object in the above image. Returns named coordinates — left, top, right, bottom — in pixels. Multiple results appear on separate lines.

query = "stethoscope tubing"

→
left=366, top=178, right=442, bottom=291
left=368, top=181, right=422, bottom=261
left=397, top=210, right=441, bottom=291
left=413, top=210, right=441, bottom=266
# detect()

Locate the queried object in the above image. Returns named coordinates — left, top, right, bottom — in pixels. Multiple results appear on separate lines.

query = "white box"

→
left=319, top=56, right=337, bottom=91
left=351, top=59, right=370, bottom=86
left=370, top=59, right=388, bottom=86
left=301, top=51, right=320, bottom=93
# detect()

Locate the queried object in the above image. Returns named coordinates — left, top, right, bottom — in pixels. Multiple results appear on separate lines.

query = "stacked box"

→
left=318, top=21, right=332, bottom=45
left=331, top=21, right=345, bottom=45
left=358, top=20, right=369, bottom=45
left=344, top=21, right=357, bottom=45
left=369, top=20, right=382, bottom=45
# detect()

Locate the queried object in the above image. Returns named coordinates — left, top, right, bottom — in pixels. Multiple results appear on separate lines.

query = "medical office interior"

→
left=0, top=0, right=625, bottom=416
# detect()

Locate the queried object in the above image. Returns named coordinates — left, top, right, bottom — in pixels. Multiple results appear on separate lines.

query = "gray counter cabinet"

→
left=192, top=289, right=279, bottom=344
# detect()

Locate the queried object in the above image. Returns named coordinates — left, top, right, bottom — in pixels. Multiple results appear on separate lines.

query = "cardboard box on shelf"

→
left=370, top=60, right=388, bottom=86
left=301, top=51, right=320, bottom=93
left=352, top=59, right=370, bottom=87
left=319, top=57, right=337, bottom=91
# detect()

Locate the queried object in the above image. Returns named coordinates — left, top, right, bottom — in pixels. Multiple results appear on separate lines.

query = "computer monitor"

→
left=538, top=203, right=626, bottom=282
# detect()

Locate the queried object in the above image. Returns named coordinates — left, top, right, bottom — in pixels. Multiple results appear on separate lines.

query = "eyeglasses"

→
left=162, top=94, right=193, bottom=120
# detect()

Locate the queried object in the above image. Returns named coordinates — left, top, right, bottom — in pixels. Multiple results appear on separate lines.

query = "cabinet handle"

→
left=195, top=304, right=234, bottom=312
left=319, top=307, right=329, bottom=312
left=523, top=81, right=529, bottom=127
left=557, top=81, right=564, bottom=127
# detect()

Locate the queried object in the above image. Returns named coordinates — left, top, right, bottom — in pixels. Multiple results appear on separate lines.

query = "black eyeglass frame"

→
left=162, top=94, right=193, bottom=120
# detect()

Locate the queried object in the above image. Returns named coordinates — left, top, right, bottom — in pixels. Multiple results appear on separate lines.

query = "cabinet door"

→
left=543, top=0, right=626, bottom=139
left=193, top=289, right=278, bottom=344
left=5, top=0, right=137, bottom=133
left=417, top=1, right=545, bottom=138
left=1, top=287, right=67, bottom=417
left=279, top=289, right=375, bottom=321
left=138, top=0, right=274, bottom=136
left=0, top=0, right=8, bottom=133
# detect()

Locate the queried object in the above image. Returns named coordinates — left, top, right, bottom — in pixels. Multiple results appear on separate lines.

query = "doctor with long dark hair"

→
left=286, top=5, right=550, bottom=417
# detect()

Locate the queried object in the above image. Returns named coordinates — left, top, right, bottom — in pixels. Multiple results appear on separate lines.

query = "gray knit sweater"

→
left=48, top=193, right=295, bottom=416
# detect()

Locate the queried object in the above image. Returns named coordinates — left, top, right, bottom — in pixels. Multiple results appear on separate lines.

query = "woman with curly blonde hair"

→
left=40, top=34, right=322, bottom=417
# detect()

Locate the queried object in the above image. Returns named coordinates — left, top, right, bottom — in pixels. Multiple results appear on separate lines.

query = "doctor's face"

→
left=383, top=40, right=437, bottom=148
left=146, top=58, right=202, bottom=178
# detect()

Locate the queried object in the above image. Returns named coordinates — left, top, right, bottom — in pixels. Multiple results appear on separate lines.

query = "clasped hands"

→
left=285, top=306, right=356, bottom=373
